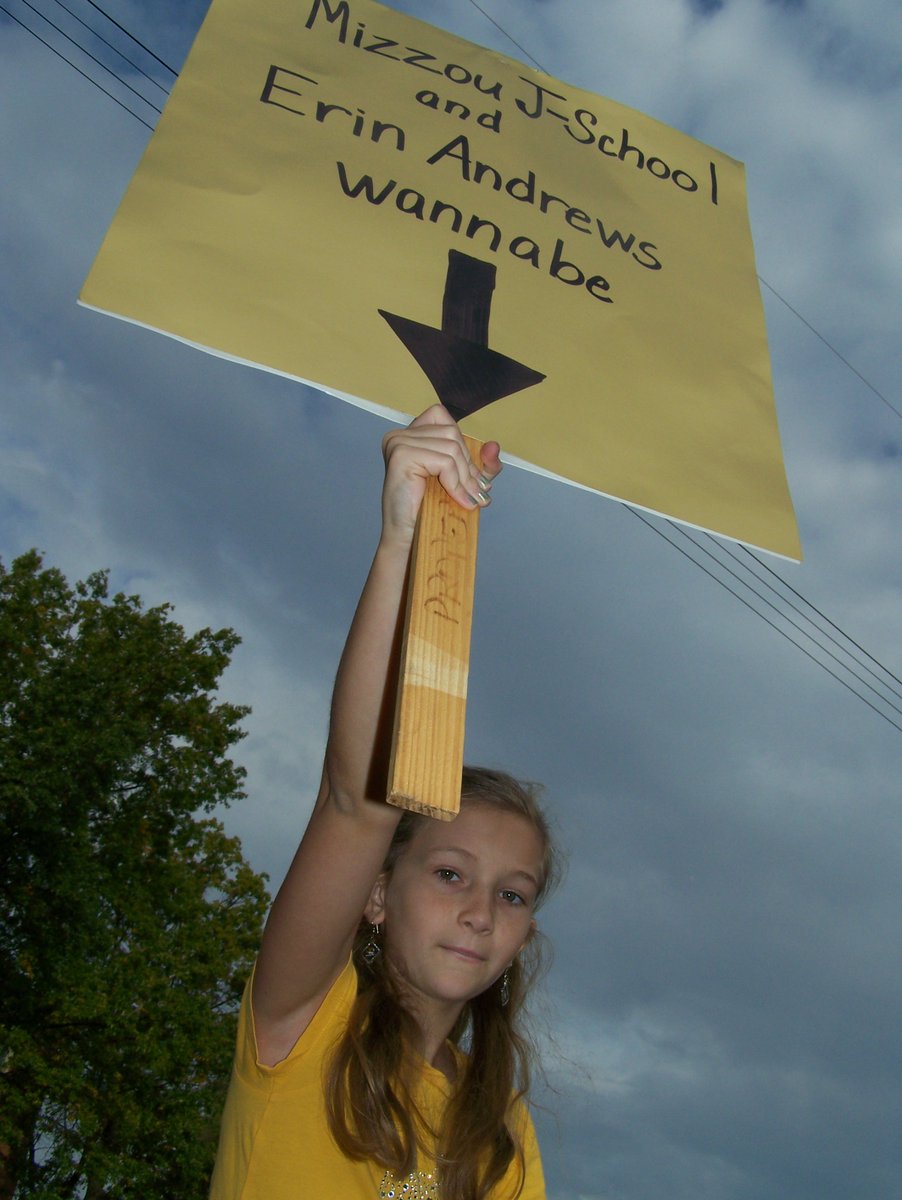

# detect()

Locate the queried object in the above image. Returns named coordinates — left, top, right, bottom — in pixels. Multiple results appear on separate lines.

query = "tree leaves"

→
left=0, top=552, right=269, bottom=1199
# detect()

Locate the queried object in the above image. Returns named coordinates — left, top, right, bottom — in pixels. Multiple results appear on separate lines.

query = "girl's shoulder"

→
left=239, top=955, right=357, bottom=1076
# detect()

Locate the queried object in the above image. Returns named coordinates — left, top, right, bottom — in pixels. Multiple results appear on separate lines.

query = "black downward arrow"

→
left=378, top=250, right=545, bottom=422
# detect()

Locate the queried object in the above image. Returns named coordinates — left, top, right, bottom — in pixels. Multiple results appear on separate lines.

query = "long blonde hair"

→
left=324, top=767, right=561, bottom=1199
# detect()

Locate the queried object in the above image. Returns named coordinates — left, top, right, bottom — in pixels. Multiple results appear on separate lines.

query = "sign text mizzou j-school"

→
left=80, top=0, right=801, bottom=559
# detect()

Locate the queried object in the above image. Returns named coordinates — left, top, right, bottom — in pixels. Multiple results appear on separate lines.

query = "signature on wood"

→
left=423, top=495, right=470, bottom=625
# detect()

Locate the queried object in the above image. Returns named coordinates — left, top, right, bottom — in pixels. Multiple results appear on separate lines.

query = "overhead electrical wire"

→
left=461, top=0, right=544, bottom=71
left=629, top=510, right=902, bottom=736
left=9, top=0, right=891, bottom=435
left=48, top=0, right=171, bottom=98
left=460, top=0, right=897, bottom=429
left=79, top=0, right=177, bottom=78
left=1, top=0, right=158, bottom=127
left=0, top=2, right=154, bottom=128
left=5, top=0, right=899, bottom=732
left=737, top=542, right=902, bottom=701
left=460, top=0, right=902, bottom=734
left=758, top=277, right=900, bottom=421
left=14, top=0, right=163, bottom=113
left=690, top=526, right=902, bottom=716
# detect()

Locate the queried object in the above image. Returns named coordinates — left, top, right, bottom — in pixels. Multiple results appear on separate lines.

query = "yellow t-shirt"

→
left=209, top=960, right=546, bottom=1200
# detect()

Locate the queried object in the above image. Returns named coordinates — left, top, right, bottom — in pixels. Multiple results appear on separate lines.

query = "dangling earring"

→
left=499, top=967, right=511, bottom=1007
left=362, top=923, right=382, bottom=965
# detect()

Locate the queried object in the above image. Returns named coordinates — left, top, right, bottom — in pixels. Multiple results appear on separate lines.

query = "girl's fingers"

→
left=382, top=406, right=497, bottom=511
left=384, top=436, right=481, bottom=511
left=415, top=406, right=504, bottom=494
left=413, top=407, right=504, bottom=492
left=379, top=406, right=504, bottom=553
left=479, top=440, right=503, bottom=486
left=407, top=402, right=458, bottom=433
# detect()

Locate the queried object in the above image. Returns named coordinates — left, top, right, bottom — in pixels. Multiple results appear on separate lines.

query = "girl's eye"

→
left=500, top=889, right=525, bottom=906
left=436, top=868, right=460, bottom=883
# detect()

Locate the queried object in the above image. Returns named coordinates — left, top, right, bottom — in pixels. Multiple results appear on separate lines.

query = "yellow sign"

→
left=80, top=0, right=801, bottom=559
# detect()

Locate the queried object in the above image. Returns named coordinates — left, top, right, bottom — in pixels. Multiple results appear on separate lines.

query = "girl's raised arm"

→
left=251, top=405, right=501, bottom=1065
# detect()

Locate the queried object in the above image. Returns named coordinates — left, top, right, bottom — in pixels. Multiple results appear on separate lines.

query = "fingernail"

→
left=478, top=474, right=492, bottom=490
left=476, top=490, right=491, bottom=506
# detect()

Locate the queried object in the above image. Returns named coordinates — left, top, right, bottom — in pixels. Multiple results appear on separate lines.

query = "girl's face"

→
left=367, top=803, right=544, bottom=1020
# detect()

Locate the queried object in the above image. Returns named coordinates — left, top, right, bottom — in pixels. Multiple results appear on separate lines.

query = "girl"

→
left=210, top=405, right=560, bottom=1199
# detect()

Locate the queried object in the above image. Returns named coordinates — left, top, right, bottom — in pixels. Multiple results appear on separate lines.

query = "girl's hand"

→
left=380, top=405, right=502, bottom=549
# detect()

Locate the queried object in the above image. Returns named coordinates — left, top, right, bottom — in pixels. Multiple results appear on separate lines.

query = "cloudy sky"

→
left=2, top=0, right=900, bottom=1197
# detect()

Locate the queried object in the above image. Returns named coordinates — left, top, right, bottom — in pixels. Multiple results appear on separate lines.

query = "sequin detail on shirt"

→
left=379, top=1168, right=439, bottom=1198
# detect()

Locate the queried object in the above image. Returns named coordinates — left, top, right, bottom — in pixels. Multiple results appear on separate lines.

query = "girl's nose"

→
left=460, top=891, right=493, bottom=933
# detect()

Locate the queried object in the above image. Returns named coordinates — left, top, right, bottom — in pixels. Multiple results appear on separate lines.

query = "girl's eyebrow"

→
left=506, top=869, right=541, bottom=891
left=427, top=844, right=475, bottom=859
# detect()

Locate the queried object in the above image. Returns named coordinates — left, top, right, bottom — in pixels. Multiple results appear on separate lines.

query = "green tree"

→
left=0, top=551, right=270, bottom=1199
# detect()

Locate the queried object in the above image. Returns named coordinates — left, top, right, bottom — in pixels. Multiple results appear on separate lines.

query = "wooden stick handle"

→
left=387, top=435, right=483, bottom=820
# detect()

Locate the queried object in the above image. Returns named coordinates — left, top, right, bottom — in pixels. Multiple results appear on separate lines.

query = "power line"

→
left=0, top=1, right=155, bottom=129
left=686, top=527, right=902, bottom=717
left=12, top=0, right=162, bottom=116
left=47, top=0, right=170, bottom=97
left=8, top=0, right=894, bottom=427
left=758, top=277, right=900, bottom=421
left=628, top=509, right=902, bottom=735
left=738, top=543, right=902, bottom=699
left=7, top=0, right=899, bottom=731
left=464, top=0, right=898, bottom=429
left=462, top=0, right=545, bottom=71
left=80, top=0, right=177, bottom=78
left=461, top=0, right=902, bottom=732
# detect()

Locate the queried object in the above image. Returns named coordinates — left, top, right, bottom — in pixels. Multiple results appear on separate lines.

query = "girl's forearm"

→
left=321, top=535, right=412, bottom=815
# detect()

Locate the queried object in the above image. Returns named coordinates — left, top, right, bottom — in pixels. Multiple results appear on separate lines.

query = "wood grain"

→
left=387, top=435, right=483, bottom=820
